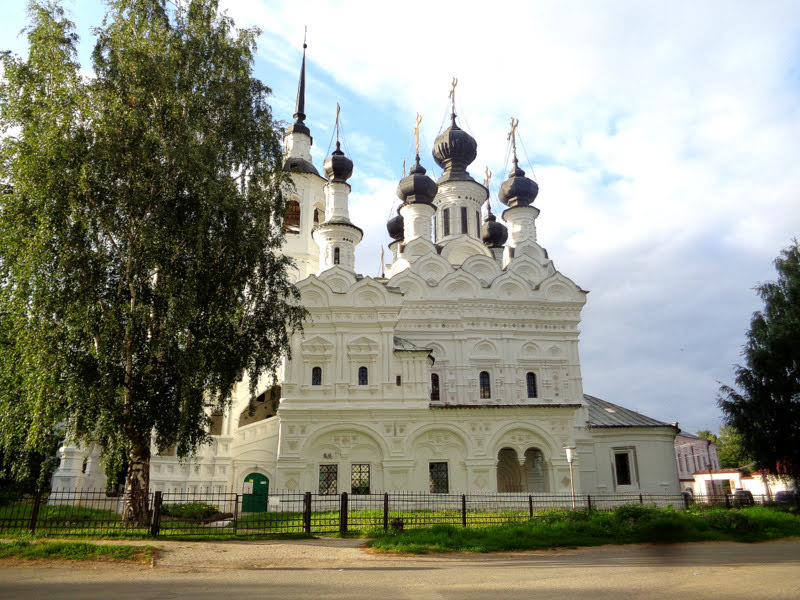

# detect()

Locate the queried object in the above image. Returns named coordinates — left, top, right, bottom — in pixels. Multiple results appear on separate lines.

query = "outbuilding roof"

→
left=584, top=394, right=676, bottom=429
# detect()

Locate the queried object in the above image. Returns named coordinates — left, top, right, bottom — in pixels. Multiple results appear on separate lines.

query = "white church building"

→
left=53, top=47, right=681, bottom=499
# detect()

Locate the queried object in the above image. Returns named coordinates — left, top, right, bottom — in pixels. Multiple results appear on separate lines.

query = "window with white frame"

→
left=613, top=448, right=637, bottom=488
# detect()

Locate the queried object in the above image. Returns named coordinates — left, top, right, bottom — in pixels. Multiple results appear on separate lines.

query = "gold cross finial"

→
left=335, top=103, right=341, bottom=142
left=414, top=112, right=422, bottom=155
left=402, top=158, right=406, bottom=178
left=483, top=166, right=492, bottom=189
left=449, top=77, right=458, bottom=115
left=508, top=117, right=520, bottom=162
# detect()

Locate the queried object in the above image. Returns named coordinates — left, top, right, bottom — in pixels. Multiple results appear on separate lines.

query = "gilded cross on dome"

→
left=449, top=77, right=458, bottom=116
left=335, top=102, right=341, bottom=142
left=413, top=112, right=422, bottom=155
left=508, top=117, right=520, bottom=162
left=483, top=166, right=492, bottom=189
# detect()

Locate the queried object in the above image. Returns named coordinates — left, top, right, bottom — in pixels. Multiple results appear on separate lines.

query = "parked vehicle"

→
left=732, top=489, right=755, bottom=506
left=773, top=490, right=797, bottom=505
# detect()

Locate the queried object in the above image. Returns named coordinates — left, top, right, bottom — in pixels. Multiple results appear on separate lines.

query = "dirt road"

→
left=1, top=537, right=799, bottom=599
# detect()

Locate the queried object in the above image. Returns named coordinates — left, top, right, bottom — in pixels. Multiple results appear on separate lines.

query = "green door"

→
left=242, top=472, right=269, bottom=513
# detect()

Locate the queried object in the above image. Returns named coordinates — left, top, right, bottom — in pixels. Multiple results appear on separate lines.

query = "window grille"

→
left=461, top=206, right=468, bottom=234
left=396, top=375, right=401, bottom=386
left=351, top=463, right=370, bottom=494
left=443, top=208, right=450, bottom=236
left=358, top=366, right=368, bottom=385
left=429, top=462, right=449, bottom=493
left=479, top=371, right=491, bottom=399
left=526, top=372, right=537, bottom=398
left=333, top=247, right=340, bottom=265
left=475, top=210, right=480, bottom=236
left=319, top=464, right=338, bottom=495
left=314, top=207, right=321, bottom=226
left=283, top=200, right=301, bottom=234
left=430, top=373, right=440, bottom=401
left=311, top=366, right=322, bottom=386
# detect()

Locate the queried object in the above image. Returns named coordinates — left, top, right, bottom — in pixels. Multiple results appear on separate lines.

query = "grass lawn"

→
left=365, top=505, right=800, bottom=554
left=0, top=539, right=158, bottom=562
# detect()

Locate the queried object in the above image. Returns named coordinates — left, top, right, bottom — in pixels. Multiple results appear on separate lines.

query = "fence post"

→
left=724, top=494, right=731, bottom=510
left=638, top=494, right=643, bottom=505
left=28, top=490, right=43, bottom=534
left=528, top=495, right=533, bottom=518
left=339, top=492, right=348, bottom=534
left=149, top=491, right=162, bottom=537
left=383, top=493, right=389, bottom=531
left=683, top=493, right=690, bottom=510
left=461, top=494, right=467, bottom=527
left=233, top=493, right=239, bottom=536
left=587, top=495, right=593, bottom=512
left=303, top=492, right=312, bottom=533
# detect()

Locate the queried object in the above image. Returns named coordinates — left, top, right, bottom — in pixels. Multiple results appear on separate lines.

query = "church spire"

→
left=287, top=30, right=310, bottom=137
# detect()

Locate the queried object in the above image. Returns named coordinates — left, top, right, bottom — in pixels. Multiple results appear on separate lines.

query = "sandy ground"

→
left=1, top=537, right=799, bottom=600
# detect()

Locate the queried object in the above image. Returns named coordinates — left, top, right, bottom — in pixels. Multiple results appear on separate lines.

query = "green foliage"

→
left=0, top=540, right=156, bottom=561
left=697, top=426, right=750, bottom=469
left=161, top=501, right=222, bottom=521
left=718, top=241, right=800, bottom=487
left=366, top=506, right=800, bottom=554
left=0, top=0, right=304, bottom=517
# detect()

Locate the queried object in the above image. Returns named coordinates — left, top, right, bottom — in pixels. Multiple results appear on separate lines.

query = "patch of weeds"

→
left=0, top=541, right=157, bottom=562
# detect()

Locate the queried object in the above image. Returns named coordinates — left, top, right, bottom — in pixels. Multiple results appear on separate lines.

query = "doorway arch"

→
left=242, top=472, right=269, bottom=512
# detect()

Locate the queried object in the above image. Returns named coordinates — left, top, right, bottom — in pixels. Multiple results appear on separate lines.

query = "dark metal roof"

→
left=432, top=404, right=582, bottom=409
left=282, top=157, right=319, bottom=175
left=287, top=41, right=311, bottom=137
left=584, top=394, right=675, bottom=429
left=393, top=336, right=429, bottom=352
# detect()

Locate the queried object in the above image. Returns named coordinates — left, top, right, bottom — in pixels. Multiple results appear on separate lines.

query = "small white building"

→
left=53, top=48, right=681, bottom=499
left=674, top=432, right=720, bottom=493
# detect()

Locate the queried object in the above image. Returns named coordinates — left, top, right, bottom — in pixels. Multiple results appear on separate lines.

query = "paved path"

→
left=1, top=538, right=799, bottom=599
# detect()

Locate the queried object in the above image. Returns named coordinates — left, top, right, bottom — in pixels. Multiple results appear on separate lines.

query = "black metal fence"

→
left=0, top=489, right=795, bottom=537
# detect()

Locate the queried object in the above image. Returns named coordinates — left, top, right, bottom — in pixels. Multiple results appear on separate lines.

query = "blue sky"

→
left=4, top=0, right=800, bottom=435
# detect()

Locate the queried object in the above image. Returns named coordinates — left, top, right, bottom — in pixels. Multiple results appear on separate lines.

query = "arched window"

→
left=358, top=366, right=368, bottom=385
left=313, top=207, right=322, bottom=226
left=526, top=372, right=537, bottom=398
left=443, top=207, right=450, bottom=236
left=333, top=247, right=340, bottom=265
left=283, top=200, right=301, bottom=234
left=460, top=206, right=468, bottom=234
left=430, top=373, right=440, bottom=401
left=479, top=371, right=491, bottom=399
left=312, top=366, right=322, bottom=386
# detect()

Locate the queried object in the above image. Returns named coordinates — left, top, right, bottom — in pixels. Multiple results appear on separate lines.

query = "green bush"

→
left=161, top=502, right=221, bottom=521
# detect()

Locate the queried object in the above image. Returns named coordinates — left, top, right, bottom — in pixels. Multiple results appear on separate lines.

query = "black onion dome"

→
left=282, top=156, right=319, bottom=175
left=481, top=205, right=508, bottom=248
left=397, top=155, right=438, bottom=206
left=323, top=141, right=353, bottom=183
left=432, top=114, right=478, bottom=183
left=498, top=158, right=539, bottom=208
left=387, top=212, right=404, bottom=242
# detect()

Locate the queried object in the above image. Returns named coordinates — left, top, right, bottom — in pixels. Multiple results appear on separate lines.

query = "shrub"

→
left=161, top=502, right=220, bottom=521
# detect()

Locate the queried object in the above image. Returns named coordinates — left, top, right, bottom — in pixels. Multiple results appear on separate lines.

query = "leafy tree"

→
left=719, top=241, right=800, bottom=490
left=0, top=1, right=304, bottom=524
left=696, top=426, right=749, bottom=470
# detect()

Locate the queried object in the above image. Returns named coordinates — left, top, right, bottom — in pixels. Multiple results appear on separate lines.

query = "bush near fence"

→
left=0, top=489, right=796, bottom=538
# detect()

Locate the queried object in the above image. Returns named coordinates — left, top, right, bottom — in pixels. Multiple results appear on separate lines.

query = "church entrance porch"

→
left=496, top=447, right=550, bottom=493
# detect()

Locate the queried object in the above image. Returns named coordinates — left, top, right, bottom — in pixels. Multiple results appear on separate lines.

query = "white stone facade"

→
left=52, top=71, right=681, bottom=499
